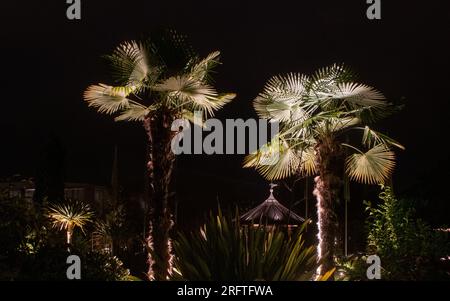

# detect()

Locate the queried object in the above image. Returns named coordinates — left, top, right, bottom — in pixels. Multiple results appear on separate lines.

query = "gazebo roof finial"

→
left=268, top=182, right=278, bottom=201
left=269, top=182, right=278, bottom=193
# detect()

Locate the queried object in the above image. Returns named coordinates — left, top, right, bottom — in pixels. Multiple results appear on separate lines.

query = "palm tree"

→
left=83, top=31, right=235, bottom=280
left=244, top=64, right=404, bottom=277
left=47, top=200, right=93, bottom=249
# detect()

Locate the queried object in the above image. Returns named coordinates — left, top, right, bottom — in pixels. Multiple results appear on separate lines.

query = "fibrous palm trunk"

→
left=144, top=112, right=176, bottom=281
left=313, top=138, right=341, bottom=277
left=67, top=225, right=74, bottom=252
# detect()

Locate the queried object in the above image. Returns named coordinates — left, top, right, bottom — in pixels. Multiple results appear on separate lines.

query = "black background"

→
left=1, top=1, right=449, bottom=229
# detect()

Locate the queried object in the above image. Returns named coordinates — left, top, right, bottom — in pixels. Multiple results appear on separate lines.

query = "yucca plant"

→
left=83, top=30, right=235, bottom=280
left=46, top=200, right=93, bottom=248
left=171, top=209, right=317, bottom=281
left=244, top=64, right=404, bottom=276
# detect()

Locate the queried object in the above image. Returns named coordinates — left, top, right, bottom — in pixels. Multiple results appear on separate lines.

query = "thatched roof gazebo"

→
left=240, top=183, right=305, bottom=229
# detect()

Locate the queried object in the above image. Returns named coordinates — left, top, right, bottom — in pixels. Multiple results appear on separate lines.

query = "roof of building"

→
left=240, top=184, right=305, bottom=225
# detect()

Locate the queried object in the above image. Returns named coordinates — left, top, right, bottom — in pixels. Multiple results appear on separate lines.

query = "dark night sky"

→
left=1, top=1, right=450, bottom=224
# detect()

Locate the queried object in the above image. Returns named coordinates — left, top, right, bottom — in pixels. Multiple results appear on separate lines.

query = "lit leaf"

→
left=345, top=144, right=396, bottom=184
left=83, top=84, right=133, bottom=114
left=115, top=104, right=154, bottom=122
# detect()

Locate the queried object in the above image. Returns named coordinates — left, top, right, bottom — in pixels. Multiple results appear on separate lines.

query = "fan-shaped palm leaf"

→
left=254, top=73, right=311, bottom=122
left=309, top=63, right=354, bottom=93
left=154, top=75, right=234, bottom=115
left=315, top=116, right=361, bottom=135
left=106, top=41, right=152, bottom=88
left=244, top=138, right=300, bottom=180
left=115, top=103, right=157, bottom=122
left=298, top=147, right=317, bottom=175
left=47, top=201, right=93, bottom=233
left=84, top=84, right=134, bottom=114
left=344, top=144, right=396, bottom=184
left=188, top=51, right=221, bottom=83
left=333, top=82, right=386, bottom=106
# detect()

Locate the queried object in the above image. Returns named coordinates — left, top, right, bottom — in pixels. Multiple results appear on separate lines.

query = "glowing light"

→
left=146, top=221, right=155, bottom=281
left=313, top=177, right=324, bottom=278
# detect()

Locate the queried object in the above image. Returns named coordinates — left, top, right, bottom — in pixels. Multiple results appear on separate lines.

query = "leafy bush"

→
left=16, top=244, right=132, bottom=281
left=0, top=195, right=134, bottom=281
left=335, top=254, right=371, bottom=281
left=171, top=209, right=317, bottom=281
left=364, top=186, right=450, bottom=280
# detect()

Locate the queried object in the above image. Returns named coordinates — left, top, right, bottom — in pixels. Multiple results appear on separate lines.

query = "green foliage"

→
left=335, top=254, right=370, bottom=281
left=84, top=30, right=235, bottom=123
left=171, top=209, right=317, bottom=281
left=365, top=186, right=450, bottom=280
left=16, top=244, right=131, bottom=281
left=81, top=250, right=132, bottom=281
left=0, top=195, right=135, bottom=281
left=245, top=64, right=403, bottom=184
left=46, top=200, right=94, bottom=234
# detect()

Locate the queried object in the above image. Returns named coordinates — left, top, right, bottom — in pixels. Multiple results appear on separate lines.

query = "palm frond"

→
left=47, top=200, right=94, bottom=233
left=254, top=73, right=310, bottom=122
left=106, top=41, right=153, bottom=88
left=83, top=84, right=134, bottom=114
left=309, top=64, right=354, bottom=93
left=188, top=51, right=221, bottom=82
left=298, top=147, right=317, bottom=175
left=345, top=144, right=396, bottom=184
left=360, top=126, right=405, bottom=150
left=265, top=73, right=308, bottom=100
left=114, top=104, right=155, bottom=122
left=151, top=29, right=196, bottom=72
left=154, top=75, right=234, bottom=115
left=315, top=116, right=361, bottom=135
left=333, top=82, right=386, bottom=107
left=244, top=138, right=300, bottom=180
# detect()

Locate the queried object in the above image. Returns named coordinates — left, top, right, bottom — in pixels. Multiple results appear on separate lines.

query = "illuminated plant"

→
left=171, top=209, right=318, bottom=281
left=83, top=30, right=235, bottom=280
left=46, top=200, right=93, bottom=247
left=244, top=64, right=404, bottom=276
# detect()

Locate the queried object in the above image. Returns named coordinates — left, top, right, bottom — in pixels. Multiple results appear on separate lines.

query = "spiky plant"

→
left=244, top=64, right=404, bottom=276
left=171, top=209, right=318, bottom=281
left=47, top=200, right=93, bottom=247
left=83, top=30, right=235, bottom=280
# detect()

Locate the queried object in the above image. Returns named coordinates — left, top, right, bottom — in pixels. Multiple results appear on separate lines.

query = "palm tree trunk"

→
left=67, top=229, right=72, bottom=245
left=67, top=225, right=74, bottom=252
left=144, top=112, right=176, bottom=281
left=313, top=139, right=342, bottom=277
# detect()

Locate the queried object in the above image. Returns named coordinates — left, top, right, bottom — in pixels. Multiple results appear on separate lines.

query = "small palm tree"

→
left=93, top=205, right=127, bottom=255
left=244, top=64, right=404, bottom=276
left=47, top=200, right=93, bottom=249
left=83, top=31, right=235, bottom=280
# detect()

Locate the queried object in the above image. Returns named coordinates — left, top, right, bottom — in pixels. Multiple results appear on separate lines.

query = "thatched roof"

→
left=240, top=185, right=305, bottom=225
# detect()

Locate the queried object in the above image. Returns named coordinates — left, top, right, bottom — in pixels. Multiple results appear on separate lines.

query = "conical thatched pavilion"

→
left=240, top=183, right=305, bottom=228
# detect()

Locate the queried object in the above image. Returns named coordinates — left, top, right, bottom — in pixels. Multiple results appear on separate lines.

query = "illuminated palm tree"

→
left=83, top=31, right=235, bottom=280
left=47, top=200, right=93, bottom=248
left=244, top=64, right=404, bottom=277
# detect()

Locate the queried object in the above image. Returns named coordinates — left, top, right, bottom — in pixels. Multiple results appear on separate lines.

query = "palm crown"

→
left=83, top=31, right=235, bottom=122
left=244, top=64, right=404, bottom=184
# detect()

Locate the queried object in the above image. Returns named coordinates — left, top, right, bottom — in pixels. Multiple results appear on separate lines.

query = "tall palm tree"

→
left=83, top=31, right=235, bottom=280
left=47, top=200, right=93, bottom=249
left=244, top=64, right=404, bottom=277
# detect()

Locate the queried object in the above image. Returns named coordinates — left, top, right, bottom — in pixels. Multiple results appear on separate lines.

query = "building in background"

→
left=0, top=175, right=109, bottom=214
